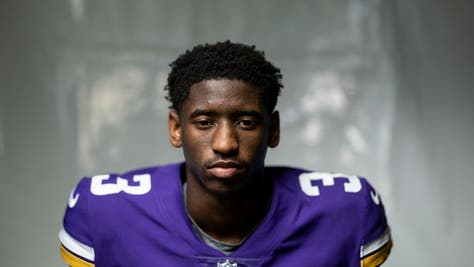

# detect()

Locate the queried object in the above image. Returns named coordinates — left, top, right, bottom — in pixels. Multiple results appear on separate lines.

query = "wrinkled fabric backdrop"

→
left=1, top=0, right=473, bottom=266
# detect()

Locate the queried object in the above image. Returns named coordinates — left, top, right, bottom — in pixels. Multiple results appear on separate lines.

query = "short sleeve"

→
left=59, top=177, right=95, bottom=267
left=359, top=179, right=392, bottom=267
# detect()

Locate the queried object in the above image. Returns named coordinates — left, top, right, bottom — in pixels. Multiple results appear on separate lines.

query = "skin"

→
left=168, top=79, right=280, bottom=244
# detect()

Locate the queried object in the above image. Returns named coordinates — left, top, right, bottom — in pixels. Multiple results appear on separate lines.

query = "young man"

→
left=59, top=41, right=392, bottom=266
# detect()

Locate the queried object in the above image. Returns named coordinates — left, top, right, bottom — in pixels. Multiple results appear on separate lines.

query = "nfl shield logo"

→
left=217, top=259, right=238, bottom=267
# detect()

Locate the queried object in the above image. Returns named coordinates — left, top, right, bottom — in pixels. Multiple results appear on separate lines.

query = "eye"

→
left=194, top=119, right=215, bottom=129
left=237, top=119, right=257, bottom=130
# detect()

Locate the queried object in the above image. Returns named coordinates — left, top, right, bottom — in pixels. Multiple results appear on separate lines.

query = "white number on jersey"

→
left=298, top=172, right=362, bottom=196
left=90, top=174, right=151, bottom=196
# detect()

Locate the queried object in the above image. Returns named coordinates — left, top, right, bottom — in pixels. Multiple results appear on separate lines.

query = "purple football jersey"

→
left=59, top=163, right=391, bottom=267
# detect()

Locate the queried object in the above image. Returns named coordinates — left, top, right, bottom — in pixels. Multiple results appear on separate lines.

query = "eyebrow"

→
left=234, top=110, right=263, bottom=120
left=189, top=109, right=263, bottom=120
left=189, top=109, right=217, bottom=118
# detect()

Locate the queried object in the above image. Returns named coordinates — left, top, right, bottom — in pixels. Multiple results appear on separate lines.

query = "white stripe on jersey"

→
left=59, top=227, right=95, bottom=261
left=360, top=227, right=391, bottom=258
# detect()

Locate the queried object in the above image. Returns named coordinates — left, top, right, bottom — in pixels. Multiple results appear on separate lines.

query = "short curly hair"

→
left=164, top=41, right=283, bottom=112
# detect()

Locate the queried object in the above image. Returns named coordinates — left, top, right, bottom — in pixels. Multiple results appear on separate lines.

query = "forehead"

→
left=182, top=79, right=263, bottom=112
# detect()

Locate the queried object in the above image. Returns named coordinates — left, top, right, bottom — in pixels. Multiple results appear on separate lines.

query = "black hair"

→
left=164, top=41, right=283, bottom=112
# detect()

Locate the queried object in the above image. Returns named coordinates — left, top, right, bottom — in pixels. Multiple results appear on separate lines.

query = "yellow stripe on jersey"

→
left=360, top=239, right=392, bottom=267
left=60, top=243, right=95, bottom=267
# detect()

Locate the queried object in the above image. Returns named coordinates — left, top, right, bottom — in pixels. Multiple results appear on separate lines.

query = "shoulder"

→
left=59, top=163, right=182, bottom=265
left=268, top=166, right=392, bottom=264
left=60, top=163, right=183, bottom=256
left=62, top=163, right=182, bottom=226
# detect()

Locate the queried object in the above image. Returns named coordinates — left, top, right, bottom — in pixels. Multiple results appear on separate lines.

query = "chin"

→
left=204, top=178, right=249, bottom=196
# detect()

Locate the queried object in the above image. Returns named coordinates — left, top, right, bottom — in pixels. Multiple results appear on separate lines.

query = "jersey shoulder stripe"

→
left=60, top=244, right=94, bottom=267
left=59, top=227, right=95, bottom=266
left=360, top=227, right=392, bottom=267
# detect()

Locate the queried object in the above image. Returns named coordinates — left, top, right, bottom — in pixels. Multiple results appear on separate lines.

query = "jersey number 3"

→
left=299, top=172, right=362, bottom=196
left=91, top=174, right=151, bottom=195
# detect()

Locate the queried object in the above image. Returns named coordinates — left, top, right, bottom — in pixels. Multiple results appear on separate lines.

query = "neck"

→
left=185, top=175, right=272, bottom=244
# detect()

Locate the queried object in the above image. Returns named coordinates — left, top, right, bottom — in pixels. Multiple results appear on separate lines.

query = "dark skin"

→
left=168, top=79, right=280, bottom=244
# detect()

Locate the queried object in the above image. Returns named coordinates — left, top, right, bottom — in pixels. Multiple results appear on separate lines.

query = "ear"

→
left=168, top=110, right=182, bottom=148
left=268, top=111, right=280, bottom=148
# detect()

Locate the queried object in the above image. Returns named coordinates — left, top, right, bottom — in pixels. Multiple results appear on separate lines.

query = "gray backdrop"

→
left=1, top=0, right=473, bottom=266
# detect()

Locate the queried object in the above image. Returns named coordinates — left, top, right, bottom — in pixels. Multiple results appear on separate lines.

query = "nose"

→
left=211, top=121, right=238, bottom=156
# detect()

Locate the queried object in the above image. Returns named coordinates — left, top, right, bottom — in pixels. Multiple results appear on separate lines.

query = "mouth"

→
left=207, top=161, right=244, bottom=179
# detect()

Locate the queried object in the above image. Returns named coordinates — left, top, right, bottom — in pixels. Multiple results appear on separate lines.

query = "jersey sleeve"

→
left=359, top=179, right=392, bottom=267
left=59, top=177, right=95, bottom=267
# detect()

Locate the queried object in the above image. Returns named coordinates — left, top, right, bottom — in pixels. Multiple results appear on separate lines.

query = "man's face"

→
left=168, top=79, right=280, bottom=195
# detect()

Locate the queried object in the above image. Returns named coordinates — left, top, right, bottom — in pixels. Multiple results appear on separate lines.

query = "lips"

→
left=207, top=161, right=243, bottom=179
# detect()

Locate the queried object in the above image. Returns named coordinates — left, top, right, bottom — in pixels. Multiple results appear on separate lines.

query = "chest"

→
left=90, top=202, right=361, bottom=267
